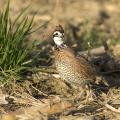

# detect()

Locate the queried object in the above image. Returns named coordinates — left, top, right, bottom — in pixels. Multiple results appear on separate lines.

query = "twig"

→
left=31, top=85, right=48, bottom=97
left=105, top=103, right=120, bottom=113
left=101, top=69, right=120, bottom=74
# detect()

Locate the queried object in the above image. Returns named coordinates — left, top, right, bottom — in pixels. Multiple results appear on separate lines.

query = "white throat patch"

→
left=53, top=37, right=64, bottom=46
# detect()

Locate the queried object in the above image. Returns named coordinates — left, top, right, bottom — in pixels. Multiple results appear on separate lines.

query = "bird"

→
left=53, top=25, right=96, bottom=99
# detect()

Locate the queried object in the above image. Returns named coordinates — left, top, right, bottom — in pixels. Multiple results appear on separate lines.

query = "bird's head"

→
left=53, top=25, right=65, bottom=47
left=53, top=31, right=64, bottom=39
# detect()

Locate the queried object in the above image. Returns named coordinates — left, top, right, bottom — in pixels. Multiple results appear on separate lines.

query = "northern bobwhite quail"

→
left=53, top=25, right=96, bottom=98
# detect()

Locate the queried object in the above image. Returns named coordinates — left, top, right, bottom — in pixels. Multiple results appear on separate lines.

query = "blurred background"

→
left=1, top=0, right=120, bottom=51
left=1, top=1, right=120, bottom=119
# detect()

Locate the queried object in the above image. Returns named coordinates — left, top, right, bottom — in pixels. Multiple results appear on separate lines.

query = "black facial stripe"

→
left=53, top=32, right=58, bottom=36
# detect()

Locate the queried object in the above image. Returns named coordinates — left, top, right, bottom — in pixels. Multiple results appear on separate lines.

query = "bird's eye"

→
left=55, top=33, right=58, bottom=35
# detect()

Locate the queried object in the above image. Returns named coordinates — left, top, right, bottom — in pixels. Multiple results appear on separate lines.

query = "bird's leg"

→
left=79, top=86, right=86, bottom=97
left=72, top=86, right=86, bottom=104
left=75, top=85, right=95, bottom=106
left=83, top=84, right=95, bottom=104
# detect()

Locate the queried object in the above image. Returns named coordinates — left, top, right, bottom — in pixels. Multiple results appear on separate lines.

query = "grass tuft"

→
left=0, top=1, right=35, bottom=82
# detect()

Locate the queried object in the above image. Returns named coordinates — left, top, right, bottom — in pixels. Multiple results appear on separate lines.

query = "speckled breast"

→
left=54, top=47, right=95, bottom=86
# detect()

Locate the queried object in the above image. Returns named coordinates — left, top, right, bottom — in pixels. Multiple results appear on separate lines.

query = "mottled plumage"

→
left=54, top=47, right=96, bottom=87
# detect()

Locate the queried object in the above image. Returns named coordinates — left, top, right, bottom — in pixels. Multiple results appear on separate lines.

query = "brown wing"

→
left=76, top=57, right=96, bottom=81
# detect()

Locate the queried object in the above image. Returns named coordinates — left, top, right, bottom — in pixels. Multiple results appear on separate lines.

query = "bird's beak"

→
left=53, top=34, right=56, bottom=37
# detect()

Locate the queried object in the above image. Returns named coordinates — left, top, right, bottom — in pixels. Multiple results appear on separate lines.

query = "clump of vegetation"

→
left=0, top=1, right=35, bottom=82
left=81, top=27, right=104, bottom=50
left=66, top=20, right=105, bottom=51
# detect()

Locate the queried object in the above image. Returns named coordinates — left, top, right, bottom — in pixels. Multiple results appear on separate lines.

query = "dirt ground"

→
left=0, top=0, right=120, bottom=120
